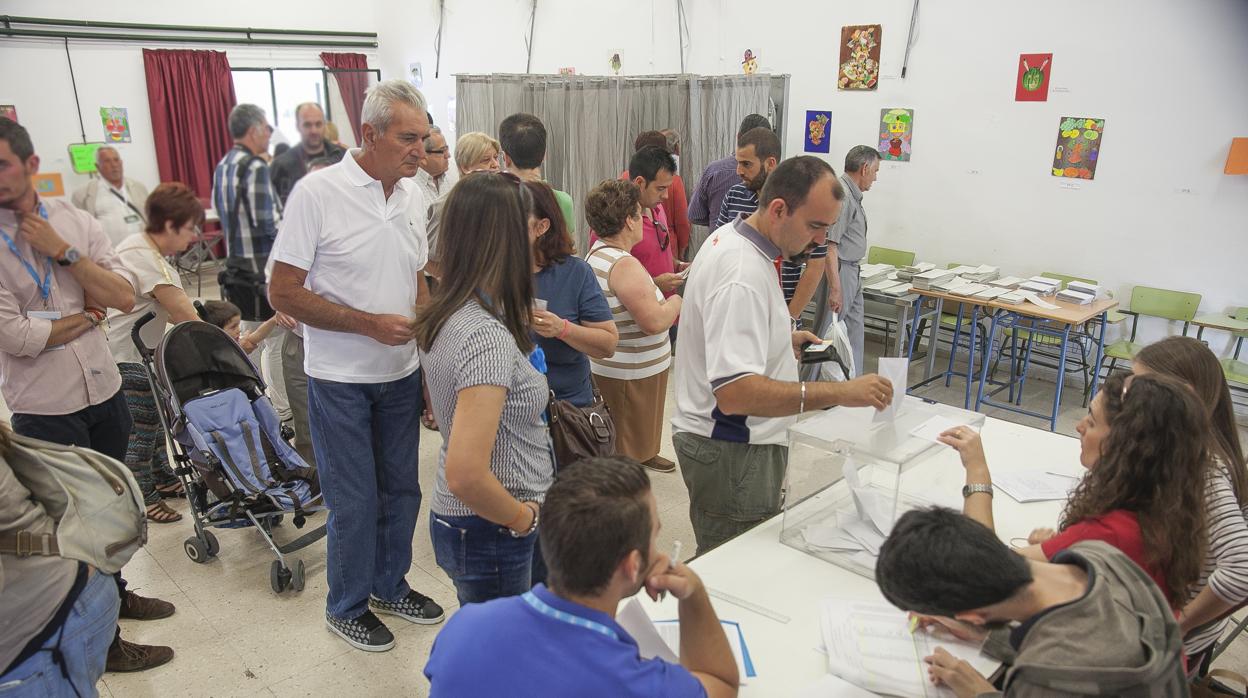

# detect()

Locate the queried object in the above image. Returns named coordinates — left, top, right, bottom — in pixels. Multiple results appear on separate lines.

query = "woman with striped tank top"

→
left=584, top=179, right=682, bottom=472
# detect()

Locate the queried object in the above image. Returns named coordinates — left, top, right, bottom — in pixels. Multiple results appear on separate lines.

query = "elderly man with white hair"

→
left=71, top=146, right=150, bottom=245
left=269, top=79, right=444, bottom=652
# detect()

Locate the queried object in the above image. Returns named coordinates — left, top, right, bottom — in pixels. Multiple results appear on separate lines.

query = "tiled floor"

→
left=2, top=267, right=1243, bottom=695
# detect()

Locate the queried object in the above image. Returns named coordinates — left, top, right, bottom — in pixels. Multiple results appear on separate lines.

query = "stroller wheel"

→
left=204, top=531, right=220, bottom=557
left=291, top=559, right=306, bottom=592
left=270, top=560, right=292, bottom=593
left=184, top=536, right=210, bottom=564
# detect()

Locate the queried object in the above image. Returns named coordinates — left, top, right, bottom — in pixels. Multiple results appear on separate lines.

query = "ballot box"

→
left=779, top=396, right=986, bottom=579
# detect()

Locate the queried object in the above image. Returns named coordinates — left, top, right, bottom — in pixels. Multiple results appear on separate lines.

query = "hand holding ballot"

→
left=937, top=424, right=990, bottom=477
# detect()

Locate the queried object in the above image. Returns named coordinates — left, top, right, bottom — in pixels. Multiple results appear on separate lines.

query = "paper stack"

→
left=932, top=276, right=971, bottom=293
left=945, top=265, right=979, bottom=276
left=1067, top=280, right=1100, bottom=297
left=949, top=282, right=990, bottom=298
left=880, top=282, right=914, bottom=297
left=1020, top=276, right=1062, bottom=295
left=973, top=287, right=1008, bottom=300
left=989, top=275, right=1025, bottom=289
left=859, top=263, right=896, bottom=286
left=894, top=262, right=935, bottom=281
left=911, top=268, right=955, bottom=290
left=998, top=290, right=1027, bottom=305
left=1056, top=288, right=1094, bottom=305
left=961, top=265, right=1000, bottom=283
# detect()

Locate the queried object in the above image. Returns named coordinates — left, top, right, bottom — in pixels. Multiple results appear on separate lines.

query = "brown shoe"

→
left=106, top=637, right=175, bottom=673
left=642, top=455, right=677, bottom=473
left=119, top=590, right=176, bottom=620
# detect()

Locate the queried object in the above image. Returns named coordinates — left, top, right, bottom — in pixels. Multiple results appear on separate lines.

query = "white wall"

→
left=0, top=0, right=379, bottom=198
left=2, top=0, right=1245, bottom=351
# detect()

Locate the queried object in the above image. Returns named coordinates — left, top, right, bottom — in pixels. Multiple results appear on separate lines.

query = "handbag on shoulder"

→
left=547, top=388, right=616, bottom=471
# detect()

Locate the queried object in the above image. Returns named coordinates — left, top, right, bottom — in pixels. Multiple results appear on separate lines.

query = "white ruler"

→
left=707, top=587, right=791, bottom=624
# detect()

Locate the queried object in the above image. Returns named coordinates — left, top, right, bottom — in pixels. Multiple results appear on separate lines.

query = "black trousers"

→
left=11, top=389, right=134, bottom=643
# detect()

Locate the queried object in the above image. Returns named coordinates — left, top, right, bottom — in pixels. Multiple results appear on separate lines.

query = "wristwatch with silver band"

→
left=962, top=483, right=994, bottom=498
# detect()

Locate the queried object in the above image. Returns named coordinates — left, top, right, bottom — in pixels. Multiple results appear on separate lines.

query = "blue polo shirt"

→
left=424, top=584, right=706, bottom=697
left=534, top=256, right=613, bottom=407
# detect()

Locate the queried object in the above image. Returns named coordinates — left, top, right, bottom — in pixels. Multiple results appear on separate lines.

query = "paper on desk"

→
left=873, top=357, right=909, bottom=423
left=994, top=469, right=1081, bottom=502
left=654, top=619, right=756, bottom=683
left=910, top=415, right=979, bottom=444
left=1022, top=292, right=1059, bottom=310
left=794, top=674, right=878, bottom=698
left=616, top=597, right=680, bottom=664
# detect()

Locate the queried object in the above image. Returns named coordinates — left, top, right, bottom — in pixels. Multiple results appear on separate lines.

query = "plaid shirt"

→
left=212, top=146, right=281, bottom=273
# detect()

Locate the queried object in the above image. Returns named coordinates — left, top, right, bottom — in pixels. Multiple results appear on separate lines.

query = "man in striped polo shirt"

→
left=713, top=128, right=829, bottom=320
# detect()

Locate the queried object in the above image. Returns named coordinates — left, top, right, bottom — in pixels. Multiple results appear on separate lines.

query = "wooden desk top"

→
left=912, top=287, right=1119, bottom=325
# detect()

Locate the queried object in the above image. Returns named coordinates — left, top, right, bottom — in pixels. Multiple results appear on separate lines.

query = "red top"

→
left=665, top=174, right=691, bottom=258
left=1041, top=509, right=1172, bottom=604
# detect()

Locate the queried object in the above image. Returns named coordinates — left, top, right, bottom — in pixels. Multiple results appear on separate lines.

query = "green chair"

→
left=867, top=246, right=916, bottom=268
left=1100, top=286, right=1202, bottom=378
left=1215, top=306, right=1248, bottom=386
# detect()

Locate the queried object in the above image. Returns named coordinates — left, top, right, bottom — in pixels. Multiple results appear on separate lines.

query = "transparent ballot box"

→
left=780, top=396, right=986, bottom=579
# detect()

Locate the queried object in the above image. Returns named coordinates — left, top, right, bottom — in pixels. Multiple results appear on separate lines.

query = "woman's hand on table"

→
left=938, top=427, right=990, bottom=479
left=1027, top=527, right=1056, bottom=545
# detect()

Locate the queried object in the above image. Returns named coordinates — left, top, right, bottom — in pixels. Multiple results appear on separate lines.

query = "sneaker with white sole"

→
left=326, top=610, right=395, bottom=652
left=369, top=590, right=446, bottom=625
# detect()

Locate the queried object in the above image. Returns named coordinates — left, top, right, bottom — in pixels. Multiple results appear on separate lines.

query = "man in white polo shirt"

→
left=269, top=80, right=444, bottom=652
left=672, top=156, right=894, bottom=555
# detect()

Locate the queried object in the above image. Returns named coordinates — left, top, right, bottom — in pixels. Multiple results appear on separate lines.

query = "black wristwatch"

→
left=56, top=246, right=81, bottom=267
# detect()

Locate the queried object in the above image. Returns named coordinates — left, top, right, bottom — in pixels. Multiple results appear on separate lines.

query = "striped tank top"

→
left=586, top=242, right=672, bottom=380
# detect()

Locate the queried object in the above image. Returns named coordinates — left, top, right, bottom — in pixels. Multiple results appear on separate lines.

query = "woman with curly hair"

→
left=940, top=371, right=1213, bottom=608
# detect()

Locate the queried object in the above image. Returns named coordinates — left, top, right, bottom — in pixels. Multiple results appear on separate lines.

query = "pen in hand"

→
left=660, top=540, right=682, bottom=602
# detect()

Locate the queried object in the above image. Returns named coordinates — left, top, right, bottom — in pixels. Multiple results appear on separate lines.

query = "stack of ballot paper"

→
left=911, top=268, right=955, bottom=290
left=961, top=265, right=1000, bottom=283
left=1066, top=280, right=1100, bottom=297
left=1056, top=288, right=1095, bottom=305
left=859, top=264, right=896, bottom=286
left=895, top=263, right=935, bottom=281
left=949, top=282, right=990, bottom=298
left=994, top=469, right=1081, bottom=502
left=988, top=275, right=1025, bottom=289
left=818, top=599, right=998, bottom=697
left=880, top=282, right=914, bottom=297
left=973, top=287, right=1008, bottom=301
left=1020, top=276, right=1062, bottom=295
left=932, top=276, right=972, bottom=293
left=998, top=291, right=1027, bottom=305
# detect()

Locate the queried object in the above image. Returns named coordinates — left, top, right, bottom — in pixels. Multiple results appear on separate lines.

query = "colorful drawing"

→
left=1015, top=53, right=1053, bottom=102
left=0, top=105, right=16, bottom=123
left=878, top=108, right=914, bottom=161
left=838, top=25, right=881, bottom=90
left=1052, top=117, right=1105, bottom=180
left=742, top=49, right=758, bottom=75
left=100, top=107, right=131, bottom=143
left=609, top=51, right=622, bottom=75
left=804, top=111, right=832, bottom=153
left=31, top=173, right=65, bottom=197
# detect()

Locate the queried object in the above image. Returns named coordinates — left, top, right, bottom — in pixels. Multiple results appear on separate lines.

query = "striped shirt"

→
left=715, top=183, right=829, bottom=303
left=212, top=145, right=281, bottom=274
left=1186, top=459, right=1248, bottom=655
left=420, top=300, right=556, bottom=518
left=586, top=243, right=672, bottom=381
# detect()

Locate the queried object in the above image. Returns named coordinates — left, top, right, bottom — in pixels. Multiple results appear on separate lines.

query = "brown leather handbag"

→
left=547, top=388, right=615, bottom=471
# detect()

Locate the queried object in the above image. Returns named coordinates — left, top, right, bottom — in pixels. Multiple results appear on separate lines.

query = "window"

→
left=273, top=69, right=326, bottom=147
left=229, top=67, right=380, bottom=152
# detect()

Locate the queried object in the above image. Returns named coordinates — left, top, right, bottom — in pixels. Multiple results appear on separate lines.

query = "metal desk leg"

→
left=1050, top=324, right=1073, bottom=432
left=975, top=310, right=1000, bottom=411
left=945, top=303, right=966, bottom=387
left=1196, top=326, right=1205, bottom=341
left=906, top=298, right=922, bottom=363
left=895, top=302, right=911, bottom=357
left=1089, top=311, right=1109, bottom=398
left=1007, top=327, right=1019, bottom=403
left=1016, top=317, right=1040, bottom=406
left=964, top=305, right=979, bottom=410
left=924, top=298, right=943, bottom=382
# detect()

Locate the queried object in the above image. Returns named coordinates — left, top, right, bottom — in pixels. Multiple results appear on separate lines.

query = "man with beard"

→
left=672, top=156, right=893, bottom=554
left=424, top=456, right=739, bottom=697
left=713, top=128, right=828, bottom=317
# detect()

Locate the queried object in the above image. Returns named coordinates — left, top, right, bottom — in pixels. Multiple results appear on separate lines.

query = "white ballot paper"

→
left=909, top=415, right=979, bottom=444
left=994, top=470, right=1081, bottom=502
left=873, top=358, right=909, bottom=423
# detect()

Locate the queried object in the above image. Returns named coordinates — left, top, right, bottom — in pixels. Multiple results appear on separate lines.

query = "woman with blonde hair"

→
left=424, top=132, right=501, bottom=281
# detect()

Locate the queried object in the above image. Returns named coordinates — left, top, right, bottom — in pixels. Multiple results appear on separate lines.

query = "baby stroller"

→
left=131, top=312, right=326, bottom=594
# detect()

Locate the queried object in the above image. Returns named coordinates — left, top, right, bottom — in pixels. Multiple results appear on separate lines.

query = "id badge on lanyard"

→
left=0, top=202, right=55, bottom=309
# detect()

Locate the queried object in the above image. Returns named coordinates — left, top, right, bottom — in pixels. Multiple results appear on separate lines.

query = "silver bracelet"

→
left=799, top=381, right=807, bottom=414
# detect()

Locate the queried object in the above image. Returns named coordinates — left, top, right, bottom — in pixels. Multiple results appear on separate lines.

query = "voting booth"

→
left=780, top=397, right=986, bottom=579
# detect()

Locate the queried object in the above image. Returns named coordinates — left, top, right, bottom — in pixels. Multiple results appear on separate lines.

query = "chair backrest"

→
left=1041, top=271, right=1097, bottom=290
left=1128, top=286, right=1202, bottom=322
left=867, top=246, right=916, bottom=267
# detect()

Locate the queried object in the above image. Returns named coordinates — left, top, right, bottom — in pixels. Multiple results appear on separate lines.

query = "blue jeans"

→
left=308, top=370, right=423, bottom=620
left=430, top=513, right=536, bottom=606
left=0, top=570, right=120, bottom=698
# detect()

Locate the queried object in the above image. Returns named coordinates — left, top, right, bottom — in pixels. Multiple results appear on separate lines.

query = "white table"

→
left=641, top=415, right=1084, bottom=696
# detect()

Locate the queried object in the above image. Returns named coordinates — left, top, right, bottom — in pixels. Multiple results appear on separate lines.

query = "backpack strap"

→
left=229, top=150, right=261, bottom=236
left=0, top=531, right=59, bottom=557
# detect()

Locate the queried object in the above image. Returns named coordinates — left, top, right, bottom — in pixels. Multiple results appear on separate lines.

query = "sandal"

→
left=156, top=481, right=185, bottom=499
left=146, top=500, right=183, bottom=524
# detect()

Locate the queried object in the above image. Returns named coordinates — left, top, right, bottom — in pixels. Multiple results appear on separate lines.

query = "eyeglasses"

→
left=654, top=217, right=670, bottom=251
left=426, top=147, right=449, bottom=155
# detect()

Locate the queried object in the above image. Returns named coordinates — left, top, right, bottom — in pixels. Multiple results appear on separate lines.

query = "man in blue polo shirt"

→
left=424, top=456, right=739, bottom=697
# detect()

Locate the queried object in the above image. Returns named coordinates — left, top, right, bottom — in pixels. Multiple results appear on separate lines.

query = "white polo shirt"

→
left=270, top=150, right=427, bottom=383
left=672, top=215, right=798, bottom=446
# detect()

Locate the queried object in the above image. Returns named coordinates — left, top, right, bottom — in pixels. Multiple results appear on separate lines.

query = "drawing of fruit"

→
left=1020, top=57, right=1050, bottom=92
left=808, top=113, right=828, bottom=145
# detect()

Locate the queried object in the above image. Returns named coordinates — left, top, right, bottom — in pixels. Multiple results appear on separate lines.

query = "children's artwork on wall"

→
left=0, top=105, right=16, bottom=123
left=804, top=111, right=832, bottom=153
left=608, top=51, right=622, bottom=75
left=1052, top=117, right=1104, bottom=180
left=742, top=49, right=758, bottom=75
left=100, top=107, right=131, bottom=143
left=878, top=109, right=914, bottom=161
left=838, top=25, right=881, bottom=90
left=1015, top=53, right=1053, bottom=101
left=31, top=173, right=65, bottom=197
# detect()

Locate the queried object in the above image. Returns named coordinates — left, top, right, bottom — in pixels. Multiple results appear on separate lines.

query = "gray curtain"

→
left=455, top=73, right=773, bottom=255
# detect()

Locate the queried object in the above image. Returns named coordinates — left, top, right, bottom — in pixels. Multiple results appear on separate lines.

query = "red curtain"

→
left=143, top=49, right=237, bottom=198
left=320, top=52, right=370, bottom=143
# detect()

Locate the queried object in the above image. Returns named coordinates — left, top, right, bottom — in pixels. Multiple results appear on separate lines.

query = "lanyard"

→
left=0, top=202, right=54, bottom=302
left=521, top=591, right=620, bottom=641
left=109, top=187, right=146, bottom=221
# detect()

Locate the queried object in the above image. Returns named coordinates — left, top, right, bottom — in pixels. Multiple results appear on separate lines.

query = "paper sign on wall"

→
left=804, top=111, right=832, bottom=153
left=100, top=107, right=131, bottom=143
left=1015, top=53, right=1053, bottom=102
left=0, top=105, right=16, bottom=123
left=68, top=143, right=106, bottom=174
left=608, top=51, right=622, bottom=75
left=878, top=108, right=914, bottom=162
left=32, top=173, right=65, bottom=197
left=742, top=49, right=759, bottom=75
left=838, top=25, right=881, bottom=90
left=1052, top=117, right=1104, bottom=180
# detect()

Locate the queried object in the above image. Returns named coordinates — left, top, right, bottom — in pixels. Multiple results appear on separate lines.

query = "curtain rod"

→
left=0, top=15, right=378, bottom=47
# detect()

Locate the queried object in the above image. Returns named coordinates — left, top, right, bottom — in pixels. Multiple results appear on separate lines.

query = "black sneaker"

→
left=369, top=590, right=446, bottom=626
left=326, top=610, right=395, bottom=652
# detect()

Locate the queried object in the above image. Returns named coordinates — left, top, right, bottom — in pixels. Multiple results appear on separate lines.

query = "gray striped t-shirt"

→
left=419, top=300, right=555, bottom=517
